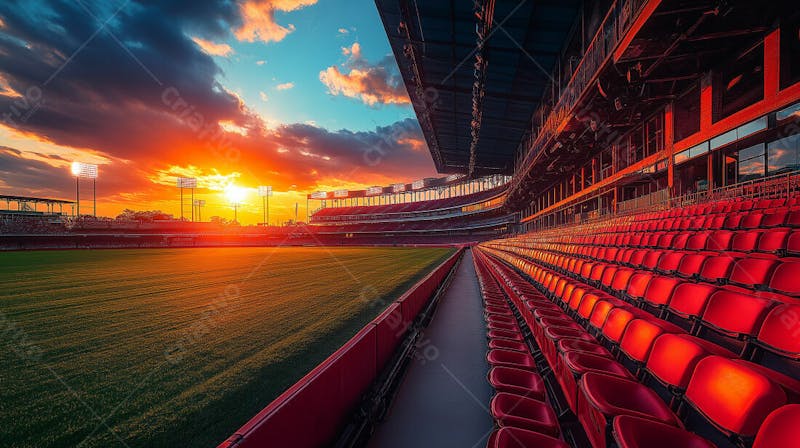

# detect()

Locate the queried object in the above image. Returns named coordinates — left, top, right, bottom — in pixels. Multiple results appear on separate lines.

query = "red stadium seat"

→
left=677, top=253, right=708, bottom=278
left=559, top=351, right=633, bottom=412
left=697, top=256, right=736, bottom=284
left=768, top=260, right=800, bottom=296
left=618, top=319, right=671, bottom=365
left=668, top=282, right=718, bottom=321
left=601, top=308, right=637, bottom=346
left=685, top=356, right=787, bottom=438
left=752, top=404, right=800, bottom=448
left=645, top=333, right=735, bottom=391
left=642, top=276, right=681, bottom=309
left=490, top=392, right=560, bottom=436
left=488, top=338, right=528, bottom=352
left=487, top=349, right=537, bottom=370
left=488, top=367, right=546, bottom=400
left=728, top=258, right=777, bottom=289
left=756, top=303, right=800, bottom=359
left=625, top=272, right=653, bottom=303
left=578, top=372, right=680, bottom=448
left=612, top=415, right=715, bottom=448
left=487, top=427, right=569, bottom=448
left=701, top=289, right=775, bottom=340
left=656, top=251, right=685, bottom=274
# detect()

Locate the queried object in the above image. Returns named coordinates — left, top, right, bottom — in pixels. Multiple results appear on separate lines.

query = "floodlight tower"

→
left=258, top=186, right=272, bottom=225
left=71, top=162, right=98, bottom=216
left=193, top=199, right=206, bottom=221
left=176, top=177, right=197, bottom=220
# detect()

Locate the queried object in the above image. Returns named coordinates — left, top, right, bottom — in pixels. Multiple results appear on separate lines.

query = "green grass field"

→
left=0, top=246, right=454, bottom=448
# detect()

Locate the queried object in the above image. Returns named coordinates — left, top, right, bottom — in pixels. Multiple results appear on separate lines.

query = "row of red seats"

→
left=633, top=196, right=799, bottom=222
left=489, top=243, right=800, bottom=372
left=472, top=250, right=573, bottom=448
left=475, top=246, right=799, bottom=448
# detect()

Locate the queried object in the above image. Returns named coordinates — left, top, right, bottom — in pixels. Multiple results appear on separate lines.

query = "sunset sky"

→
left=0, top=0, right=438, bottom=224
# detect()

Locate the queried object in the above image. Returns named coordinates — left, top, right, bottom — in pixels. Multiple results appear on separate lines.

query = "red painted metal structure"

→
left=218, top=248, right=464, bottom=448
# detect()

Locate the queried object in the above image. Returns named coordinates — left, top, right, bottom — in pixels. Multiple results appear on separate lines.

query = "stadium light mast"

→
left=258, top=186, right=272, bottom=225
left=193, top=199, right=205, bottom=222
left=176, top=178, right=197, bottom=221
left=71, top=162, right=98, bottom=217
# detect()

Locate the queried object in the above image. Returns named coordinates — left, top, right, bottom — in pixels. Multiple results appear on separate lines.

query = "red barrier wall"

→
left=219, top=249, right=462, bottom=448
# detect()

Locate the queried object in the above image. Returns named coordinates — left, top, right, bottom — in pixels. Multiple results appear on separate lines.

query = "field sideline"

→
left=0, top=246, right=455, bottom=447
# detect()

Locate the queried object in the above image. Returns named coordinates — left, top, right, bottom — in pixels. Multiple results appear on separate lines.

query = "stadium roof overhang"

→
left=375, top=0, right=583, bottom=176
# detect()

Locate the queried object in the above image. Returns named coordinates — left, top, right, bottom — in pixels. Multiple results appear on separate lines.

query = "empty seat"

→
left=728, top=257, right=777, bottom=289
left=701, top=289, right=775, bottom=341
left=487, top=349, right=536, bottom=370
left=731, top=230, right=761, bottom=253
left=488, top=329, right=524, bottom=341
left=612, top=415, right=715, bottom=448
left=769, top=260, right=800, bottom=296
left=559, top=351, right=633, bottom=412
left=645, top=333, right=735, bottom=391
left=761, top=210, right=789, bottom=228
left=489, top=338, right=528, bottom=352
left=707, top=230, right=734, bottom=251
left=697, top=256, right=735, bottom=284
left=487, top=427, right=569, bottom=448
left=757, top=228, right=790, bottom=254
left=578, top=372, right=680, bottom=448
left=684, top=356, right=788, bottom=438
left=601, top=308, right=637, bottom=346
left=619, top=319, right=671, bottom=366
left=686, top=233, right=710, bottom=250
left=642, top=276, right=681, bottom=309
left=677, top=253, right=708, bottom=278
left=752, top=404, right=800, bottom=448
left=656, top=252, right=685, bottom=274
left=490, top=392, right=560, bottom=436
left=756, top=303, right=800, bottom=359
left=667, top=282, right=718, bottom=323
left=488, top=367, right=546, bottom=400
left=625, top=272, right=653, bottom=303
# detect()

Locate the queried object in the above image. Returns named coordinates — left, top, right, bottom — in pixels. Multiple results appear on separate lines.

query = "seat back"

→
left=729, top=258, right=776, bottom=289
left=619, top=318, right=668, bottom=363
left=752, top=404, right=800, bottom=448
left=769, top=261, right=800, bottom=296
left=646, top=334, right=730, bottom=390
left=702, top=289, right=774, bottom=338
left=602, top=307, right=636, bottom=344
left=668, top=282, right=718, bottom=318
left=757, top=303, right=800, bottom=359
left=643, top=276, right=681, bottom=307
left=685, top=356, right=787, bottom=437
left=698, top=256, right=735, bottom=284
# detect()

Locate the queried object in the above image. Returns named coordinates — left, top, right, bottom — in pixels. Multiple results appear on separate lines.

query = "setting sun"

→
left=224, top=184, right=247, bottom=204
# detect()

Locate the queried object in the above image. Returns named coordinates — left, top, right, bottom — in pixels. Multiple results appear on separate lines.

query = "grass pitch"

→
left=0, top=246, right=454, bottom=447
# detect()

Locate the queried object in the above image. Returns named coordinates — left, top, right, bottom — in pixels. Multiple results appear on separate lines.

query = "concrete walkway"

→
left=368, top=249, right=494, bottom=448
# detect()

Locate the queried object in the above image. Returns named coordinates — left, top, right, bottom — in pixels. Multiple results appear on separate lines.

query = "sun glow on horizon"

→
left=224, top=184, right=248, bottom=204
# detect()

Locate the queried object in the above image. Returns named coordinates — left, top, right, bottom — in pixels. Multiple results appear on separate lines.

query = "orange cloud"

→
left=320, top=43, right=410, bottom=106
left=276, top=82, right=295, bottom=90
left=235, top=0, right=317, bottom=43
left=191, top=37, right=234, bottom=57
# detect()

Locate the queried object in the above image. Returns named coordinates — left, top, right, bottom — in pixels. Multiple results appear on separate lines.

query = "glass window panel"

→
left=767, top=134, right=800, bottom=174
left=777, top=102, right=800, bottom=121
left=710, top=129, right=737, bottom=150
left=736, top=116, right=767, bottom=139
left=738, top=143, right=765, bottom=181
